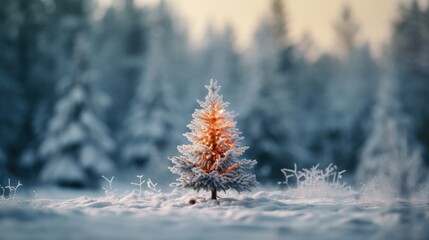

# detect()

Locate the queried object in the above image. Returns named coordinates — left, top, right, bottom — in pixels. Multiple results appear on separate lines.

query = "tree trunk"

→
left=211, top=189, right=217, bottom=200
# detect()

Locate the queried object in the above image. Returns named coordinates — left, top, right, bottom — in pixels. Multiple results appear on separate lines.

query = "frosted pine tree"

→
left=357, top=75, right=424, bottom=198
left=323, top=5, right=378, bottom=170
left=241, top=20, right=291, bottom=180
left=169, top=80, right=257, bottom=200
left=391, top=1, right=429, bottom=164
left=38, top=38, right=115, bottom=188
left=120, top=1, right=189, bottom=174
left=119, top=66, right=176, bottom=168
left=93, top=0, right=147, bottom=130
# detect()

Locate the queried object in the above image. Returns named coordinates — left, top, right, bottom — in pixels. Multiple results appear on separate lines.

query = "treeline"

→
left=0, top=0, right=428, bottom=187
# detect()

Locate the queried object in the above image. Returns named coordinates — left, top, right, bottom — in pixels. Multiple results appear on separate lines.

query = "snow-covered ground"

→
left=1, top=186, right=428, bottom=240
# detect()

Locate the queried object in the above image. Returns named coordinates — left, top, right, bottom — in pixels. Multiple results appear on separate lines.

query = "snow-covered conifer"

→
left=169, top=80, right=257, bottom=200
left=357, top=75, right=424, bottom=198
left=391, top=0, right=429, bottom=162
left=120, top=1, right=189, bottom=174
left=38, top=37, right=115, bottom=187
left=119, top=66, right=176, bottom=169
left=241, top=20, right=291, bottom=180
left=93, top=0, right=148, bottom=130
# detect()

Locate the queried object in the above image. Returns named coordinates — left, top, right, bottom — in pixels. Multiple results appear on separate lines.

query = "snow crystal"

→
left=279, top=163, right=353, bottom=199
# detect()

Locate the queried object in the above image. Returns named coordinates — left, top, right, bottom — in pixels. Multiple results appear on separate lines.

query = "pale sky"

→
left=108, top=0, right=427, bottom=55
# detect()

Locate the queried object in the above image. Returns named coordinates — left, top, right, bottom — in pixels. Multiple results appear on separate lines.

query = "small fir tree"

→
left=169, top=80, right=257, bottom=200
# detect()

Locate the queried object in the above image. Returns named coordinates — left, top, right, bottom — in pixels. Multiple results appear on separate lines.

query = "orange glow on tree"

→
left=197, top=101, right=238, bottom=173
left=169, top=80, right=257, bottom=200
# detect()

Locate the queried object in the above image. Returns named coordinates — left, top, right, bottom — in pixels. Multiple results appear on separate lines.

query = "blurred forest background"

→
left=0, top=0, right=428, bottom=193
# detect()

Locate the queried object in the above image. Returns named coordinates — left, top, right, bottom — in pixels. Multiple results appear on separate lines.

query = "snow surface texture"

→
left=1, top=188, right=429, bottom=240
left=1, top=169, right=429, bottom=240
